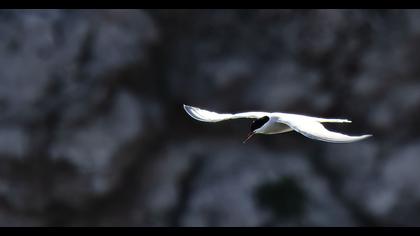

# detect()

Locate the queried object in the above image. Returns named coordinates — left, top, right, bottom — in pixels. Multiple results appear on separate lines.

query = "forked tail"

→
left=317, top=118, right=352, bottom=123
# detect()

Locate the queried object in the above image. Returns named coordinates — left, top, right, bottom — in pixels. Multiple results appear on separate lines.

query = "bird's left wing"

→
left=276, top=114, right=372, bottom=143
left=183, top=104, right=268, bottom=122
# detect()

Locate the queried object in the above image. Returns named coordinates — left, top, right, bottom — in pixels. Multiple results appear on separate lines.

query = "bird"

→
left=183, top=104, right=372, bottom=143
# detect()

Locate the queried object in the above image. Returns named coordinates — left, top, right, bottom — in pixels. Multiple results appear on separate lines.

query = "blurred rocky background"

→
left=0, top=9, right=419, bottom=226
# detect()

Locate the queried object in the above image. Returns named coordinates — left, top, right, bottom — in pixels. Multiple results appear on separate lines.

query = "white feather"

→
left=183, top=104, right=372, bottom=143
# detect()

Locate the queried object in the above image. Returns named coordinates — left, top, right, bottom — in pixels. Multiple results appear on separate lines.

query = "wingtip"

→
left=183, top=104, right=194, bottom=109
left=183, top=104, right=201, bottom=121
left=360, top=134, right=373, bottom=140
left=183, top=104, right=191, bottom=111
left=183, top=104, right=192, bottom=114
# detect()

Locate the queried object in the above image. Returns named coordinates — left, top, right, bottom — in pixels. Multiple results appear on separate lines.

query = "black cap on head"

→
left=250, top=116, right=269, bottom=132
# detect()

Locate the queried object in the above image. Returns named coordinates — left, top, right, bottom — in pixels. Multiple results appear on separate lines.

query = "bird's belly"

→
left=263, top=123, right=293, bottom=134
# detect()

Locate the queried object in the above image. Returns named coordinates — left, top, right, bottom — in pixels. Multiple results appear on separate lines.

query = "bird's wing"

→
left=275, top=114, right=372, bottom=143
left=183, top=104, right=269, bottom=122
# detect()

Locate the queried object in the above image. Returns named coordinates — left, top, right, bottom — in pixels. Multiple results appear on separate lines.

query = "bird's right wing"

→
left=183, top=104, right=268, bottom=122
left=276, top=114, right=372, bottom=143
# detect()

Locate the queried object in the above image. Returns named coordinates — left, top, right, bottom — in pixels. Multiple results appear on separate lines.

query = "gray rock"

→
left=0, top=9, right=159, bottom=218
left=48, top=91, right=146, bottom=206
left=376, top=142, right=420, bottom=225
left=0, top=9, right=157, bottom=123
left=137, top=140, right=355, bottom=226
left=0, top=206, right=45, bottom=226
left=0, top=126, right=29, bottom=159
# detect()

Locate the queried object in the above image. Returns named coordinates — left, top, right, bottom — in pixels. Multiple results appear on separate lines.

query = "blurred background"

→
left=0, top=9, right=419, bottom=226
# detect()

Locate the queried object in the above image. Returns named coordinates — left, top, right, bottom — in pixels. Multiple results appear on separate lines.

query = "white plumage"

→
left=183, top=104, right=372, bottom=143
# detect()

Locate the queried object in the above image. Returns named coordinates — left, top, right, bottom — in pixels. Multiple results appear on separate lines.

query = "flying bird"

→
left=183, top=104, right=371, bottom=143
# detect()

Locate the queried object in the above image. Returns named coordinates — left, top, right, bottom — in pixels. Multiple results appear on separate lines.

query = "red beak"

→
left=243, top=131, right=255, bottom=144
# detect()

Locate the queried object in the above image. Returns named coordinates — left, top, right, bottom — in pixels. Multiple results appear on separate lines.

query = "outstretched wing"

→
left=276, top=114, right=371, bottom=143
left=183, top=104, right=268, bottom=122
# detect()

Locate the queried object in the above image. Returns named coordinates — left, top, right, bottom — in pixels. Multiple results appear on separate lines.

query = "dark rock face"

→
left=0, top=9, right=420, bottom=226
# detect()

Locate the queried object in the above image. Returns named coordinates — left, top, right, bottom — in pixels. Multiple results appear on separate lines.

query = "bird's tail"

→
left=316, top=118, right=352, bottom=123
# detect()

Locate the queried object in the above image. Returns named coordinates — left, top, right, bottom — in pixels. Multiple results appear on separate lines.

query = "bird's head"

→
left=243, top=116, right=270, bottom=143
